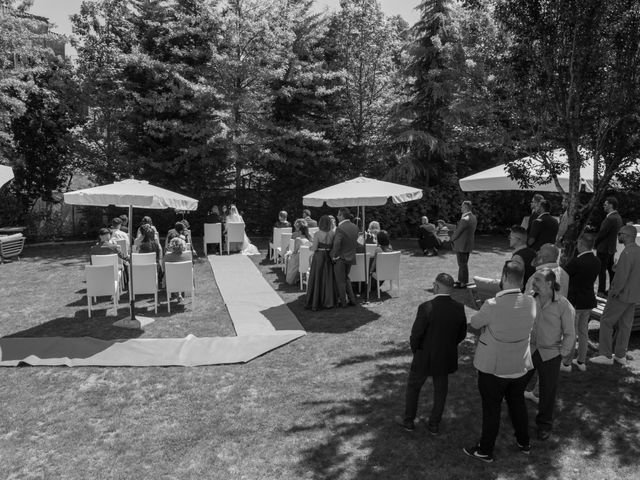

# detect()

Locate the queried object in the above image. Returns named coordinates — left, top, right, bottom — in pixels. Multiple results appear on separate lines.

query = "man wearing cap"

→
left=524, top=243, right=569, bottom=297
left=591, top=224, right=640, bottom=366
left=396, top=273, right=467, bottom=435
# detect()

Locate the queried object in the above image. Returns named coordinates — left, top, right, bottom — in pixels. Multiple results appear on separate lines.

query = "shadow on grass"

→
left=291, top=335, right=640, bottom=480
left=285, top=295, right=381, bottom=334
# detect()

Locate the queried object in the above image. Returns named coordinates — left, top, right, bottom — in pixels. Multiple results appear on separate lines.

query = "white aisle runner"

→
left=0, top=255, right=305, bottom=367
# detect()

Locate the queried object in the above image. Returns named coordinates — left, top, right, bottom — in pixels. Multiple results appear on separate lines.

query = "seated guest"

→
left=274, top=210, right=290, bottom=228
left=286, top=224, right=313, bottom=285
left=110, top=217, right=130, bottom=251
left=365, top=221, right=381, bottom=244
left=90, top=228, right=127, bottom=261
left=165, top=222, right=186, bottom=251
left=302, top=209, right=317, bottom=228
left=291, top=218, right=308, bottom=240
left=118, top=214, right=129, bottom=233
left=206, top=205, right=222, bottom=224
left=138, top=223, right=163, bottom=283
left=164, top=237, right=191, bottom=302
left=418, top=216, right=440, bottom=256
left=370, top=230, right=394, bottom=289
left=134, top=216, right=159, bottom=252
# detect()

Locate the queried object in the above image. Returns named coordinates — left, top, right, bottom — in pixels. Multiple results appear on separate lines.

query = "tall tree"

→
left=495, top=0, right=640, bottom=261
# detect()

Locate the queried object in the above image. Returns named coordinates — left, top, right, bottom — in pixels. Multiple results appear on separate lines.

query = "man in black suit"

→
left=397, top=273, right=468, bottom=434
left=562, top=234, right=601, bottom=372
left=526, top=194, right=544, bottom=235
left=594, top=196, right=623, bottom=296
left=510, top=225, right=536, bottom=288
left=527, top=199, right=559, bottom=251
left=331, top=207, right=359, bottom=307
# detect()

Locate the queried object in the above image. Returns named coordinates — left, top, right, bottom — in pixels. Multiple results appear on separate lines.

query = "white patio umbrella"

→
left=64, top=179, right=199, bottom=328
left=459, top=149, right=595, bottom=192
left=0, top=165, right=14, bottom=189
left=303, top=176, right=423, bottom=300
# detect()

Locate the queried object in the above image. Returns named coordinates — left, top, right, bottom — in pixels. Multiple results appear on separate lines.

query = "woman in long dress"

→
left=285, top=224, right=312, bottom=285
left=225, top=205, right=260, bottom=255
left=305, top=215, right=338, bottom=310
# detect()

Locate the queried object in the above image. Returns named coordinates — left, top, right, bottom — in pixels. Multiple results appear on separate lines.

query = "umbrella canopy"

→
left=459, top=149, right=595, bottom=193
left=63, top=179, right=198, bottom=210
left=302, top=176, right=423, bottom=207
left=0, top=165, right=14, bottom=189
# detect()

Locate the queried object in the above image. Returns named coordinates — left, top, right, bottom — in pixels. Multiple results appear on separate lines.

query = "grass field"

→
left=0, top=237, right=638, bottom=480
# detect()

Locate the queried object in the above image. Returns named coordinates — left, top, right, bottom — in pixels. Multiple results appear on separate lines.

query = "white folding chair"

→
left=298, top=246, right=313, bottom=291
left=131, top=263, right=158, bottom=314
left=203, top=223, right=222, bottom=256
left=85, top=264, right=119, bottom=318
left=269, top=227, right=291, bottom=261
left=132, top=252, right=156, bottom=265
left=348, top=252, right=367, bottom=292
left=91, top=254, right=122, bottom=296
left=277, top=232, right=292, bottom=268
left=165, top=260, right=195, bottom=313
left=0, top=234, right=25, bottom=263
left=226, top=223, right=246, bottom=254
left=370, top=251, right=401, bottom=299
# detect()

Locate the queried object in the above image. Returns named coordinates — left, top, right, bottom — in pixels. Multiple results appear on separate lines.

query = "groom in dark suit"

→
left=397, top=273, right=468, bottom=434
left=331, top=207, right=359, bottom=307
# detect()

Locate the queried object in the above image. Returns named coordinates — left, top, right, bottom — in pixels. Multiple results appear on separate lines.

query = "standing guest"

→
left=556, top=194, right=570, bottom=245
left=396, top=273, right=467, bottom=434
left=302, top=209, right=317, bottom=228
left=418, top=216, right=439, bottom=256
left=524, top=243, right=569, bottom=297
left=118, top=214, right=129, bottom=234
left=463, top=261, right=536, bottom=463
left=274, top=210, right=290, bottom=228
left=562, top=234, right=601, bottom=371
left=331, top=207, right=359, bottom=307
left=590, top=225, right=640, bottom=366
left=451, top=200, right=477, bottom=288
left=527, top=199, right=559, bottom=251
left=110, top=217, right=130, bottom=251
left=594, top=196, right=623, bottom=297
left=286, top=224, right=312, bottom=285
left=365, top=221, right=380, bottom=244
left=524, top=269, right=575, bottom=441
left=305, top=215, right=338, bottom=310
left=526, top=194, right=545, bottom=235
left=138, top=223, right=164, bottom=283
left=509, top=225, right=536, bottom=288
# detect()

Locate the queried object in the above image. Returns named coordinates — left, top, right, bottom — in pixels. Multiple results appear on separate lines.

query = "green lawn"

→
left=0, top=237, right=638, bottom=479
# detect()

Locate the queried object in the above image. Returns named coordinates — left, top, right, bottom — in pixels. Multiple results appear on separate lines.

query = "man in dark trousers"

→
left=527, top=199, right=559, bottom=251
left=451, top=200, right=477, bottom=288
left=397, top=273, right=467, bottom=434
left=331, top=207, right=359, bottom=307
left=594, top=196, right=623, bottom=296
left=562, top=233, right=601, bottom=372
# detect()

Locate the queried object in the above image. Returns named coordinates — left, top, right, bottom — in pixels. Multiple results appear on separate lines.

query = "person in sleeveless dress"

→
left=305, top=215, right=338, bottom=310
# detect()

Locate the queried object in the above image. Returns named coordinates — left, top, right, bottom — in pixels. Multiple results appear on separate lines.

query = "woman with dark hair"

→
left=524, top=268, right=575, bottom=441
left=369, top=230, right=394, bottom=292
left=286, top=224, right=312, bottom=285
left=138, top=223, right=164, bottom=283
left=133, top=216, right=159, bottom=252
left=305, top=215, right=338, bottom=310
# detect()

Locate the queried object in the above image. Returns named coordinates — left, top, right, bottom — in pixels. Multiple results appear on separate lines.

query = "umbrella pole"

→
left=114, top=204, right=153, bottom=329
left=363, top=206, right=370, bottom=302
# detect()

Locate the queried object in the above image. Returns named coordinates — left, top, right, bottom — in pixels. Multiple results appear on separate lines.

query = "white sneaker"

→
left=524, top=390, right=539, bottom=404
left=614, top=356, right=627, bottom=366
left=572, top=359, right=587, bottom=371
left=560, top=363, right=572, bottom=373
left=589, top=355, right=614, bottom=365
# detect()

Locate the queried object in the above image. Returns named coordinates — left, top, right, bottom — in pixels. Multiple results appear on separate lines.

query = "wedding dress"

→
left=226, top=207, right=260, bottom=255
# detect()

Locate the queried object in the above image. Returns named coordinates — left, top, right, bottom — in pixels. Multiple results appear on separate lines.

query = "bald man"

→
left=591, top=225, right=640, bottom=366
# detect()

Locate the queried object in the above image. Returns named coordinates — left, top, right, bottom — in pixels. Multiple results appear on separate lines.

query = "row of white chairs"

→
left=86, top=254, right=195, bottom=317
left=203, top=222, right=247, bottom=255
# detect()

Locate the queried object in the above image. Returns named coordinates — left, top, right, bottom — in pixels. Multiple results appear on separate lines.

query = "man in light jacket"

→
left=463, top=261, right=536, bottom=463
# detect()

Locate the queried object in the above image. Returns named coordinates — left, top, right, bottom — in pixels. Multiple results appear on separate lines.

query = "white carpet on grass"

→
left=0, top=254, right=305, bottom=367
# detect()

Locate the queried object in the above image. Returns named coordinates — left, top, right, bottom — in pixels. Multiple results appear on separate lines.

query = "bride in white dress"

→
left=225, top=205, right=260, bottom=255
